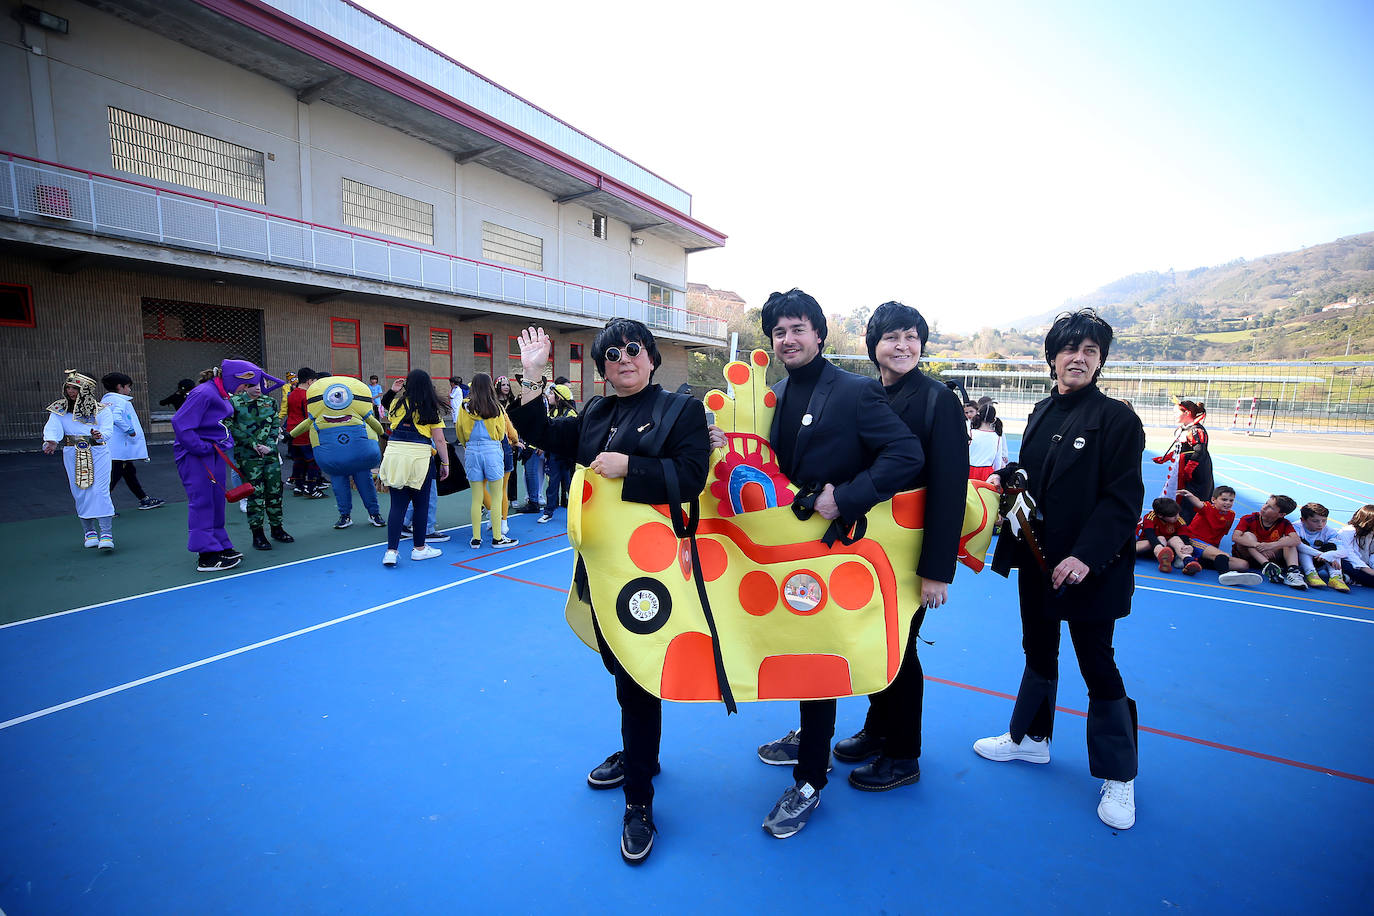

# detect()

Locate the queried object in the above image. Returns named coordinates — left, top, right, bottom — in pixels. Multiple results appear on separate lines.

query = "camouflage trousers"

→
left=235, top=452, right=284, bottom=528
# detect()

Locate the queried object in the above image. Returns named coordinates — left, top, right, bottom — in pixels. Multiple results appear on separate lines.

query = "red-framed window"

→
left=507, top=334, right=523, bottom=379
left=568, top=343, right=584, bottom=401
left=429, top=327, right=452, bottom=383
left=0, top=283, right=35, bottom=328
left=330, top=318, right=361, bottom=377
left=383, top=323, right=410, bottom=382
left=473, top=332, right=493, bottom=379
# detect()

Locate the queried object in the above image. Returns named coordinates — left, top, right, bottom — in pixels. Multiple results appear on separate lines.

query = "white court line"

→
left=1213, top=456, right=1369, bottom=508
left=1242, top=454, right=1374, bottom=492
left=0, top=546, right=571, bottom=732
left=0, top=523, right=478, bottom=631
left=1139, top=584, right=1374, bottom=625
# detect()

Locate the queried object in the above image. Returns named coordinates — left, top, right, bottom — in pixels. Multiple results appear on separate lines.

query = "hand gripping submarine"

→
left=565, top=349, right=999, bottom=707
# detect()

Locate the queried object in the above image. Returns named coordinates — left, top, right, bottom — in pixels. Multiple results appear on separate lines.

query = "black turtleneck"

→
left=778, top=353, right=827, bottom=452
left=1019, top=381, right=1096, bottom=500
left=882, top=367, right=916, bottom=400
left=605, top=383, right=658, bottom=450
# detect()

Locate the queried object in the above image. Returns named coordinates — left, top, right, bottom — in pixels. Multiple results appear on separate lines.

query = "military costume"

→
left=228, top=391, right=285, bottom=530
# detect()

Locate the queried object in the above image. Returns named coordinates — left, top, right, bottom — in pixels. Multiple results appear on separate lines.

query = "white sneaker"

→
left=83, top=532, right=99, bottom=548
left=1098, top=779, right=1136, bottom=829
left=239, top=498, right=248, bottom=513
left=1219, top=570, right=1262, bottom=587
left=411, top=545, right=443, bottom=561
left=382, top=549, right=398, bottom=567
left=973, top=732, right=1051, bottom=764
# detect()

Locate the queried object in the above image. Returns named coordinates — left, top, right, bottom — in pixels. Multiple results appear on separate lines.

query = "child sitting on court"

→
left=1176, top=486, right=1262, bottom=587
left=1295, top=502, right=1351, bottom=592
left=1136, top=497, right=1199, bottom=574
left=1232, top=494, right=1306, bottom=589
left=1335, top=505, right=1374, bottom=589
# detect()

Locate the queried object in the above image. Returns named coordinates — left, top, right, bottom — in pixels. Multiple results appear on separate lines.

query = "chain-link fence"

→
left=825, top=356, right=1374, bottom=435
left=143, top=298, right=263, bottom=421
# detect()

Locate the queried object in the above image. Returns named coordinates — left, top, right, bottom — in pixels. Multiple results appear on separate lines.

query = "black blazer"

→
left=992, top=384, right=1144, bottom=621
left=509, top=384, right=709, bottom=506
left=888, top=370, right=969, bottom=585
left=769, top=359, right=923, bottom=524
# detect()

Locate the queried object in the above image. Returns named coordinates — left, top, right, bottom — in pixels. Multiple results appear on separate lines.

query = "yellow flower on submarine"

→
left=566, top=349, right=999, bottom=704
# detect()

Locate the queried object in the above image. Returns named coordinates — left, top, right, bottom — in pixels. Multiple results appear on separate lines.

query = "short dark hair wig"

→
left=865, top=301, right=929, bottom=365
left=761, top=288, right=827, bottom=344
left=1044, top=309, right=1113, bottom=381
left=592, top=318, right=661, bottom=377
left=102, top=371, right=132, bottom=392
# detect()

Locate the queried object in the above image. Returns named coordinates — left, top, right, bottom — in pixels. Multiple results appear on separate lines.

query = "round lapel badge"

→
left=802, top=413, right=813, bottom=426
left=1073, top=436, right=1086, bottom=449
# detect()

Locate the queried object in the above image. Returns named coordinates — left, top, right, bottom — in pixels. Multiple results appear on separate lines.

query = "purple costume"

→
left=172, top=360, right=284, bottom=554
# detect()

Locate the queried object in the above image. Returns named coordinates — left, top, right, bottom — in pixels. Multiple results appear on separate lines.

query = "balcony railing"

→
left=0, top=152, right=726, bottom=340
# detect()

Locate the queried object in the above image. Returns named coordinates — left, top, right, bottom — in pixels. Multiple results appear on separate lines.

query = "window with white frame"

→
left=647, top=282, right=672, bottom=327
left=108, top=107, right=265, bottom=205
left=592, top=212, right=608, bottom=240
left=481, top=221, right=543, bottom=272
left=342, top=178, right=434, bottom=245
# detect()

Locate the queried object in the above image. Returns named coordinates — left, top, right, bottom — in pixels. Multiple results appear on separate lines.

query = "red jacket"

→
left=287, top=386, right=311, bottom=446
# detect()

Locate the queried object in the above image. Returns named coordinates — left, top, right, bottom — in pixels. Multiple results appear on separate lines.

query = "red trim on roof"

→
left=190, top=0, right=726, bottom=246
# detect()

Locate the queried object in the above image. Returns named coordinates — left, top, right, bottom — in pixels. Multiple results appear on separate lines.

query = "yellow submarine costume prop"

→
left=566, top=349, right=999, bottom=706
left=288, top=376, right=385, bottom=476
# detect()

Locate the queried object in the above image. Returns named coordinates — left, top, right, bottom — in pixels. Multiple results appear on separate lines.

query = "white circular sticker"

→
left=1073, top=436, right=1086, bottom=449
left=629, top=589, right=660, bottom=622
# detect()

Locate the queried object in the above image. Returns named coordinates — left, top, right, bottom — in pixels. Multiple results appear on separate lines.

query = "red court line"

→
left=449, top=532, right=569, bottom=569
left=924, top=675, right=1374, bottom=785
left=489, top=573, right=569, bottom=593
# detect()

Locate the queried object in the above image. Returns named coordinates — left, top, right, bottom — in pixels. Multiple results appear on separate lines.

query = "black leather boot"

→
left=251, top=526, right=272, bottom=550
left=270, top=525, right=295, bottom=543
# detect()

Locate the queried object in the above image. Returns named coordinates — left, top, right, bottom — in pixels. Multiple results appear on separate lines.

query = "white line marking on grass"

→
left=0, top=546, right=572, bottom=732
left=0, top=525, right=477, bottom=631
left=1139, top=584, right=1374, bottom=624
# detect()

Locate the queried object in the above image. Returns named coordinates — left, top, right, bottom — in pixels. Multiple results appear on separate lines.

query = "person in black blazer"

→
left=829, top=301, right=970, bottom=792
left=738, top=289, right=924, bottom=838
left=976, top=308, right=1144, bottom=830
left=511, top=319, right=709, bottom=866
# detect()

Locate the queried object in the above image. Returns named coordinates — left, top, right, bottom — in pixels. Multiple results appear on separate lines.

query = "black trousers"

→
left=1018, top=609, right=1125, bottom=738
left=109, top=459, right=147, bottom=500
left=862, top=607, right=927, bottom=759
left=612, top=657, right=662, bottom=807
left=795, top=700, right=835, bottom=790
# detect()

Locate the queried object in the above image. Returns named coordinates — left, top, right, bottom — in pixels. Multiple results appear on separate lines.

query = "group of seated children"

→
left=1137, top=488, right=1374, bottom=592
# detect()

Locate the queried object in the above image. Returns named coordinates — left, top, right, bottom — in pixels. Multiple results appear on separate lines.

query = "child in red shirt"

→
left=1232, top=494, right=1305, bottom=589
left=1176, top=486, right=1261, bottom=585
left=1136, top=497, right=1200, bottom=574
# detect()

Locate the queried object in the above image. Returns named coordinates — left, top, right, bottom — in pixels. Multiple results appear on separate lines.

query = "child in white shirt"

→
left=1296, top=502, right=1349, bottom=591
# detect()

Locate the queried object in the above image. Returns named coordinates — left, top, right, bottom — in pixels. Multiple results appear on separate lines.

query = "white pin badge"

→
left=1073, top=436, right=1086, bottom=449
left=802, top=413, right=814, bottom=426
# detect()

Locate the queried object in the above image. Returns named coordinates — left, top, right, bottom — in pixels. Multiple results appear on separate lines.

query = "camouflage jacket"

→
left=227, top=393, right=281, bottom=452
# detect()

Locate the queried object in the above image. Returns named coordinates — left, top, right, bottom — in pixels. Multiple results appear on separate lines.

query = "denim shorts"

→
left=464, top=441, right=504, bottom=482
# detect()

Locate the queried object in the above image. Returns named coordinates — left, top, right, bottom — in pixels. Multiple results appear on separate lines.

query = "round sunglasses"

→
left=604, top=341, right=644, bottom=363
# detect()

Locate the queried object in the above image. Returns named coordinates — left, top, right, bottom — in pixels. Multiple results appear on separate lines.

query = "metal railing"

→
left=0, top=151, right=726, bottom=340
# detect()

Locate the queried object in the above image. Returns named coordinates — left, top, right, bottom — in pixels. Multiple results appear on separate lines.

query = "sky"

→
left=352, top=0, right=1374, bottom=333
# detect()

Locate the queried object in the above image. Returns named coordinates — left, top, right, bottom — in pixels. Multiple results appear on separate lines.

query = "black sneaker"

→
left=848, top=756, right=921, bottom=792
left=137, top=497, right=165, bottom=510
left=401, top=524, right=414, bottom=535
left=197, top=552, right=241, bottom=572
left=833, top=728, right=884, bottom=764
left=1262, top=561, right=1284, bottom=584
left=220, top=548, right=244, bottom=561
left=368, top=513, right=385, bottom=528
left=537, top=513, right=554, bottom=524
left=334, top=514, right=353, bottom=529
left=587, top=750, right=662, bottom=790
left=620, top=804, right=656, bottom=865
left=425, top=531, right=450, bottom=543
left=491, top=536, right=519, bottom=548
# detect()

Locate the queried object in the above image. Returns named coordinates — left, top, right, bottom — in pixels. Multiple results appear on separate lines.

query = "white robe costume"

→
left=44, top=408, right=116, bottom=519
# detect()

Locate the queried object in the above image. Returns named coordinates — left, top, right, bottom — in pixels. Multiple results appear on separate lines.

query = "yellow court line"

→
left=1136, top=571, right=1374, bottom=612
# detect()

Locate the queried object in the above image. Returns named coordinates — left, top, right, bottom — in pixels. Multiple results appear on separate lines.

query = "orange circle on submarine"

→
left=582, top=479, right=594, bottom=504
left=628, top=522, right=678, bottom=572
left=752, top=350, right=768, bottom=367
left=706, top=392, right=726, bottom=411
left=763, top=390, right=776, bottom=408
left=830, top=561, right=875, bottom=610
left=740, top=571, right=778, bottom=615
left=696, top=538, right=728, bottom=582
left=726, top=363, right=751, bottom=386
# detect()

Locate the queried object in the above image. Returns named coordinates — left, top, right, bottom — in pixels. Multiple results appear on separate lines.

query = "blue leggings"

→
left=387, top=462, right=435, bottom=550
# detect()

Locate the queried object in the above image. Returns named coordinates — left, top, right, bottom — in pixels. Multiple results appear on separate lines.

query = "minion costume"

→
left=288, top=376, right=385, bottom=523
left=172, top=359, right=284, bottom=566
left=43, top=370, right=116, bottom=548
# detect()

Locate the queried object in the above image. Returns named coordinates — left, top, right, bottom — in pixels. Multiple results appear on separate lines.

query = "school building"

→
left=0, top=0, right=727, bottom=439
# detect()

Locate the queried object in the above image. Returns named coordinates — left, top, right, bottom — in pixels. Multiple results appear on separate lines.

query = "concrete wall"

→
left=0, top=252, right=689, bottom=439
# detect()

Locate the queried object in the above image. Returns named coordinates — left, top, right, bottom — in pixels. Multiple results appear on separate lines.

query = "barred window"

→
left=109, top=108, right=265, bottom=205
left=331, top=318, right=361, bottom=378
left=481, top=221, right=543, bottom=272
left=342, top=178, right=434, bottom=245
left=0, top=283, right=35, bottom=328
left=430, top=327, right=452, bottom=381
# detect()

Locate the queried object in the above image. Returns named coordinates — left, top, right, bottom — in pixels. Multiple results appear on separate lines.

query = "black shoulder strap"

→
left=638, top=389, right=691, bottom=455
left=921, top=382, right=941, bottom=445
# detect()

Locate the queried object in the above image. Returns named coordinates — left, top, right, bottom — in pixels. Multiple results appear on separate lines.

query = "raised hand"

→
left=519, top=326, right=552, bottom=377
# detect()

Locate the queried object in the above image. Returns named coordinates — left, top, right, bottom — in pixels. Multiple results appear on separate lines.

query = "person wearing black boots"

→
left=829, top=302, right=969, bottom=792
left=976, top=309, right=1144, bottom=830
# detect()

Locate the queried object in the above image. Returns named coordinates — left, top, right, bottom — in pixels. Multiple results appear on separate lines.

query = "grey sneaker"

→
left=1283, top=567, right=1308, bottom=589
left=762, top=782, right=820, bottom=838
left=758, top=728, right=801, bottom=766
